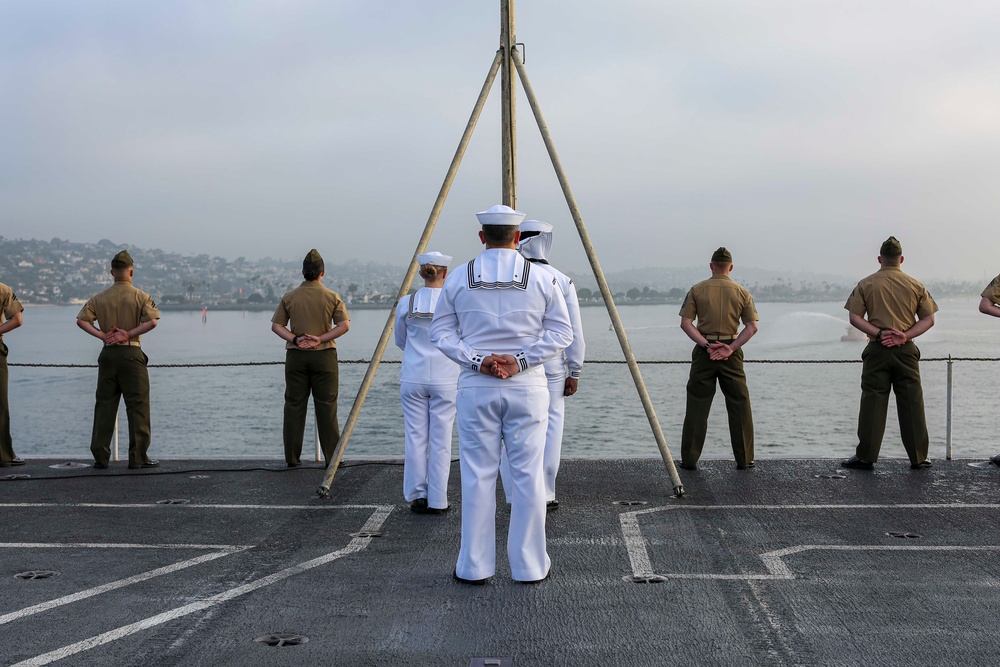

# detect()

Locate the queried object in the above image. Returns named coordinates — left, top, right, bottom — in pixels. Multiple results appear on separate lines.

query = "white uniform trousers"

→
left=455, top=384, right=550, bottom=582
left=500, top=375, right=566, bottom=503
left=401, top=382, right=457, bottom=510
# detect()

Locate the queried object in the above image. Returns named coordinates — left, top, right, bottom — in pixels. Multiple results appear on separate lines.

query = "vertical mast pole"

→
left=500, top=0, right=517, bottom=207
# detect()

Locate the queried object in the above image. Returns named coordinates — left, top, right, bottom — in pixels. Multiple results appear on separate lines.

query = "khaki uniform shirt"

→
left=844, top=265, right=938, bottom=330
left=272, top=281, right=350, bottom=351
left=77, top=282, right=161, bottom=344
left=679, top=274, right=758, bottom=337
left=981, top=275, right=1000, bottom=304
left=0, top=282, right=24, bottom=343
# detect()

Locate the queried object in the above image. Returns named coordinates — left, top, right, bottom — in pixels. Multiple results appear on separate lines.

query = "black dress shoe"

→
left=679, top=462, right=698, bottom=471
left=546, top=500, right=559, bottom=512
left=93, top=461, right=109, bottom=469
left=737, top=461, right=755, bottom=470
left=426, top=504, right=450, bottom=515
left=286, top=461, right=302, bottom=468
left=990, top=455, right=1000, bottom=466
left=128, top=459, right=160, bottom=469
left=910, top=460, right=932, bottom=469
left=410, top=498, right=429, bottom=513
left=453, top=569, right=488, bottom=585
left=842, top=455, right=874, bottom=470
left=0, top=457, right=26, bottom=467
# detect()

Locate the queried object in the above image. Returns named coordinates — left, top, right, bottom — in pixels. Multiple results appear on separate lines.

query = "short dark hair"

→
left=302, top=259, right=324, bottom=281
left=482, top=224, right=518, bottom=245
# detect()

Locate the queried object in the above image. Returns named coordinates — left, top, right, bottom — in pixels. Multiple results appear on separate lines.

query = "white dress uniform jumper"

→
left=430, top=247, right=572, bottom=582
left=394, top=286, right=459, bottom=511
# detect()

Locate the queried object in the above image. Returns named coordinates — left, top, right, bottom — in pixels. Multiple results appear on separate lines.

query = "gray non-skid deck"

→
left=2, top=457, right=999, bottom=666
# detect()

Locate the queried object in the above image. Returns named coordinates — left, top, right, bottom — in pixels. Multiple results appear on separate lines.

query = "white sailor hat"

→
left=517, top=219, right=554, bottom=261
left=519, top=219, right=553, bottom=234
left=475, top=204, right=526, bottom=226
left=417, top=251, right=452, bottom=266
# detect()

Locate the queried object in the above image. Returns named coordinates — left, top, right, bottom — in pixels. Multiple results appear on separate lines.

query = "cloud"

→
left=1, top=1, right=998, bottom=282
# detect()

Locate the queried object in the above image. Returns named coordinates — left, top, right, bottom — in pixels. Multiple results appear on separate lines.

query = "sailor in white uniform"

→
left=430, top=205, right=572, bottom=584
left=501, top=220, right=585, bottom=511
left=394, top=251, right=460, bottom=514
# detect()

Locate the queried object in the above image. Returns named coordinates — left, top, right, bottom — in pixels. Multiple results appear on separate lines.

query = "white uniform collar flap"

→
left=469, top=249, right=529, bottom=290
left=408, top=287, right=439, bottom=318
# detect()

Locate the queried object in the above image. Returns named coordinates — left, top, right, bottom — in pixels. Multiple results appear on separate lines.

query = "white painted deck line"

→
left=0, top=503, right=386, bottom=510
left=0, top=543, right=249, bottom=550
left=12, top=504, right=394, bottom=667
left=757, top=544, right=1000, bottom=580
left=0, top=546, right=250, bottom=626
left=621, top=503, right=1000, bottom=579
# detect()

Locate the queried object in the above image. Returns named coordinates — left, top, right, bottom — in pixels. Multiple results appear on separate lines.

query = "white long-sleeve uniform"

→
left=430, top=248, right=572, bottom=582
left=395, top=287, right=460, bottom=509
left=501, top=260, right=585, bottom=502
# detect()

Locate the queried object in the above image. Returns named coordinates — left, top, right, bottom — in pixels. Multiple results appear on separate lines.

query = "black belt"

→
left=703, top=335, right=736, bottom=342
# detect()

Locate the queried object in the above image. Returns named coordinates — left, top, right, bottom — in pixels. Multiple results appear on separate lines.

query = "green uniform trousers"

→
left=90, top=345, right=152, bottom=466
left=681, top=344, right=754, bottom=467
left=855, top=341, right=929, bottom=464
left=0, top=343, right=17, bottom=464
left=283, top=348, right=340, bottom=466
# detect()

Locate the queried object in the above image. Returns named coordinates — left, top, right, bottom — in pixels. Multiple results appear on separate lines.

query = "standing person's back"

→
left=271, top=249, right=350, bottom=467
left=76, top=250, right=161, bottom=469
left=430, top=205, right=572, bottom=585
left=0, top=282, right=24, bottom=467
left=979, top=275, right=1000, bottom=465
left=842, top=236, right=937, bottom=470
left=678, top=247, right=759, bottom=470
left=499, top=219, right=585, bottom=511
left=395, top=251, right=460, bottom=514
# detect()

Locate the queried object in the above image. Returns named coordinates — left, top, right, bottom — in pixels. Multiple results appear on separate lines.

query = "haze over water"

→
left=7, top=299, right=997, bottom=462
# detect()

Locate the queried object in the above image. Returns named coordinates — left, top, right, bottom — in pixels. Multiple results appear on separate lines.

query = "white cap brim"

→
left=520, top=219, right=553, bottom=234
left=417, top=251, right=452, bottom=266
left=475, top=204, right=526, bottom=227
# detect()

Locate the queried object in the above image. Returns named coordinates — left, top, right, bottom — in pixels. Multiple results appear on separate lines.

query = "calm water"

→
left=6, top=299, right=998, bottom=461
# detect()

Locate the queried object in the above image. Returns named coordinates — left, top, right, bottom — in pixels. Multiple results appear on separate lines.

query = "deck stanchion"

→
left=315, top=423, right=321, bottom=463
left=946, top=354, right=953, bottom=460
left=113, top=413, right=119, bottom=462
left=511, top=48, right=684, bottom=497
left=317, top=51, right=504, bottom=498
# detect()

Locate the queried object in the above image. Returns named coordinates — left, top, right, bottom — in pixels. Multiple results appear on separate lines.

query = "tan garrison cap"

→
left=111, top=250, right=133, bottom=268
left=880, top=236, right=902, bottom=256
left=712, top=247, right=733, bottom=263
left=304, top=249, right=323, bottom=264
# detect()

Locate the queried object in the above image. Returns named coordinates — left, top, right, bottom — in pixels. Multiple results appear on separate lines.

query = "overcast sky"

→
left=2, top=1, right=998, bottom=282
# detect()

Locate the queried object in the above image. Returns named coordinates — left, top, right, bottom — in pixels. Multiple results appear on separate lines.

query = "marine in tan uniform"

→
left=842, top=236, right=937, bottom=470
left=271, top=249, right=350, bottom=467
left=0, top=282, right=25, bottom=466
left=76, top=251, right=161, bottom=469
left=978, top=274, right=1000, bottom=465
left=678, top=247, right=759, bottom=470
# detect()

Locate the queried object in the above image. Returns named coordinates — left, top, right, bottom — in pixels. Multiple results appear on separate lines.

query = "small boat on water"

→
left=841, top=326, right=868, bottom=342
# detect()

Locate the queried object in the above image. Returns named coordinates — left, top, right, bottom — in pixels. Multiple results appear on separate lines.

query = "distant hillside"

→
left=0, top=237, right=404, bottom=306
left=0, top=237, right=982, bottom=307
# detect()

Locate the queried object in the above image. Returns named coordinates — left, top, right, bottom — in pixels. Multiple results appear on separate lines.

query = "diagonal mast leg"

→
left=511, top=47, right=684, bottom=497
left=317, top=50, right=505, bottom=498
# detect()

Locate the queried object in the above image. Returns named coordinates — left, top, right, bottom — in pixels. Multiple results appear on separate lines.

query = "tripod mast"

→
left=500, top=0, right=517, bottom=208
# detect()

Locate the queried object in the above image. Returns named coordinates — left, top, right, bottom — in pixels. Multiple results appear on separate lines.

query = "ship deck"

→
left=2, top=457, right=999, bottom=666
